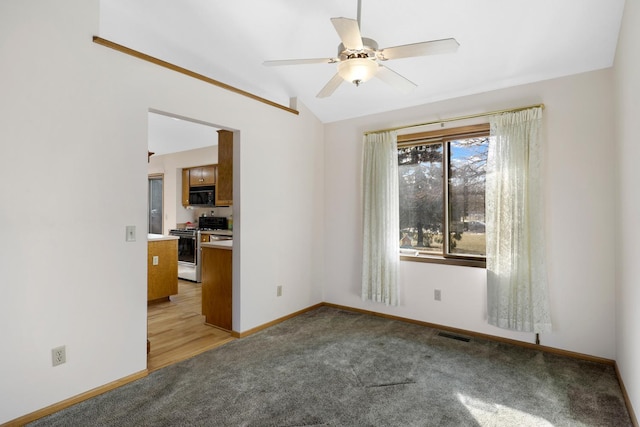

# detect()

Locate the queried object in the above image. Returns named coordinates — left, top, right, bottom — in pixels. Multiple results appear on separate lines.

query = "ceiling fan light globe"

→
left=338, top=58, right=378, bottom=85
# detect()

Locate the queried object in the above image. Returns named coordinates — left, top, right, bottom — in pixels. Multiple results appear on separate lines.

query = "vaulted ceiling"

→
left=102, top=0, right=624, bottom=126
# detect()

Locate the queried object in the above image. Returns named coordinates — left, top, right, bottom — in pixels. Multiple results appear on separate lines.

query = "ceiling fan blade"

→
left=316, top=73, right=344, bottom=98
left=375, top=65, right=416, bottom=94
left=378, top=38, right=459, bottom=61
left=263, top=58, right=337, bottom=66
left=330, top=17, right=363, bottom=50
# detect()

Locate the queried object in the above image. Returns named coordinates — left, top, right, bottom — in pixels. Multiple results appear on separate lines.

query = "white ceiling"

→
left=148, top=112, right=218, bottom=156
left=102, top=0, right=624, bottom=125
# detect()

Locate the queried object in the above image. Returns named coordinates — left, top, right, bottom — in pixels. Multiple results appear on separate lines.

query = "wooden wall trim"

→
left=233, top=301, right=617, bottom=366
left=3, top=369, right=148, bottom=427
left=231, top=303, right=324, bottom=338
left=322, top=303, right=615, bottom=365
left=92, top=36, right=299, bottom=117
left=615, top=362, right=639, bottom=427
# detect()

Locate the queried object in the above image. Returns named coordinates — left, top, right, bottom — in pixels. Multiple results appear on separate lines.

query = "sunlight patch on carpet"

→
left=457, top=393, right=554, bottom=426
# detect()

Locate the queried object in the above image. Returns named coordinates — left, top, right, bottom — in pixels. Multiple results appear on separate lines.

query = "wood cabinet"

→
left=215, top=130, right=233, bottom=206
left=182, top=165, right=215, bottom=207
left=189, top=165, right=216, bottom=187
left=148, top=239, right=178, bottom=301
left=181, top=158, right=228, bottom=207
left=201, top=246, right=232, bottom=330
left=181, top=169, right=190, bottom=206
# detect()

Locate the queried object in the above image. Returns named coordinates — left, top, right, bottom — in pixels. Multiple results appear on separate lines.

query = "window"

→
left=148, top=174, right=164, bottom=234
left=398, top=124, right=489, bottom=267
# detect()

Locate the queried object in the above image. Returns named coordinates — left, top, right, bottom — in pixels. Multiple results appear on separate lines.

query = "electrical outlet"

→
left=152, top=255, right=159, bottom=265
left=52, top=345, right=66, bottom=367
left=276, top=285, right=283, bottom=297
left=434, top=289, right=442, bottom=301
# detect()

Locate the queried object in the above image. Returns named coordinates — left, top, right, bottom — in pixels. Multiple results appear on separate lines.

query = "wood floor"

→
left=147, top=280, right=234, bottom=372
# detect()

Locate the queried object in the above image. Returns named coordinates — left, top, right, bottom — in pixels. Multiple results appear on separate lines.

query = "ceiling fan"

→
left=263, top=0, right=459, bottom=98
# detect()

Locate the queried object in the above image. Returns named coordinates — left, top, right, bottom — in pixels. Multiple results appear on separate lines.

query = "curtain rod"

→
left=364, top=103, right=545, bottom=135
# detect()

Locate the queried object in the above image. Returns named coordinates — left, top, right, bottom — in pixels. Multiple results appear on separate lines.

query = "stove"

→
left=169, top=228, right=198, bottom=236
left=168, top=217, right=230, bottom=282
left=168, top=228, right=201, bottom=282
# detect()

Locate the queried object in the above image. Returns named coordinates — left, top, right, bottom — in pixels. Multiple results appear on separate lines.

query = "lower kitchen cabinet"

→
left=147, top=238, right=178, bottom=301
left=201, top=245, right=232, bottom=330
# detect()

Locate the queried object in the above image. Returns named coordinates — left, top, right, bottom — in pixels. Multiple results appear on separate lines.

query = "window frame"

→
left=398, top=124, right=489, bottom=269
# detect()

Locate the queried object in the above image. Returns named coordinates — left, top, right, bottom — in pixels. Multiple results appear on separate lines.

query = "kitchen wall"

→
left=614, top=0, right=640, bottom=418
left=148, top=145, right=219, bottom=234
left=324, top=68, right=617, bottom=360
left=0, top=0, right=324, bottom=422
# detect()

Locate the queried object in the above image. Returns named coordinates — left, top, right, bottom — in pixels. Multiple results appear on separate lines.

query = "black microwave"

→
left=189, top=186, right=215, bottom=206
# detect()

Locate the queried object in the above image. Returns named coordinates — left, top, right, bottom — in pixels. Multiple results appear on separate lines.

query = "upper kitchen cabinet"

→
left=215, top=130, right=233, bottom=206
left=181, top=169, right=190, bottom=206
left=189, top=165, right=217, bottom=187
left=182, top=165, right=216, bottom=207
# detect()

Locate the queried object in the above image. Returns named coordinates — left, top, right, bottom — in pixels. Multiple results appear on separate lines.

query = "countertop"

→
left=148, top=233, right=179, bottom=241
left=199, top=229, right=233, bottom=237
left=201, top=240, right=233, bottom=250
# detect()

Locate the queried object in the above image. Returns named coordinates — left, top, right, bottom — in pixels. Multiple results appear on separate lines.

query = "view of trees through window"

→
left=398, top=132, right=489, bottom=259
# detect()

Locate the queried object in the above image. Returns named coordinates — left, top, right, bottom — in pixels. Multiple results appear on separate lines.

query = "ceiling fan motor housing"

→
left=337, top=37, right=379, bottom=61
left=337, top=37, right=380, bottom=86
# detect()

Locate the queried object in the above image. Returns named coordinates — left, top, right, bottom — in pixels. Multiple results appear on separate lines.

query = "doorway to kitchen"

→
left=146, top=109, right=236, bottom=371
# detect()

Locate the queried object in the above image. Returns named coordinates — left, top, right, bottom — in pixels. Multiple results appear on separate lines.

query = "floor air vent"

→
left=437, top=332, right=470, bottom=342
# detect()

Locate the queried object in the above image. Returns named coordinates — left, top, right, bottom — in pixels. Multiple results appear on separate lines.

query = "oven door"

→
left=176, top=235, right=197, bottom=265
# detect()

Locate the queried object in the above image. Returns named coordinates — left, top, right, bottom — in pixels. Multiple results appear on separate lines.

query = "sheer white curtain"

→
left=362, top=131, right=399, bottom=306
left=486, top=107, right=552, bottom=333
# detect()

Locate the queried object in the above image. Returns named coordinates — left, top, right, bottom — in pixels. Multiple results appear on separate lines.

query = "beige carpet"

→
left=30, top=307, right=632, bottom=426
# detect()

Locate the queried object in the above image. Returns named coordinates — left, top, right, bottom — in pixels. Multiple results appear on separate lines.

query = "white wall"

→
left=0, top=0, right=324, bottom=422
left=614, top=0, right=640, bottom=419
left=324, top=69, right=617, bottom=359
left=148, top=145, right=218, bottom=234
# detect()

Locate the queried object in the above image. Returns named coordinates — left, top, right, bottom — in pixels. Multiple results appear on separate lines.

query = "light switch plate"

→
left=126, top=225, right=136, bottom=242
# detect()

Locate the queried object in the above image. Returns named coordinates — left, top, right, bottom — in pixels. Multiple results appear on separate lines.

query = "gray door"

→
left=148, top=176, right=163, bottom=234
